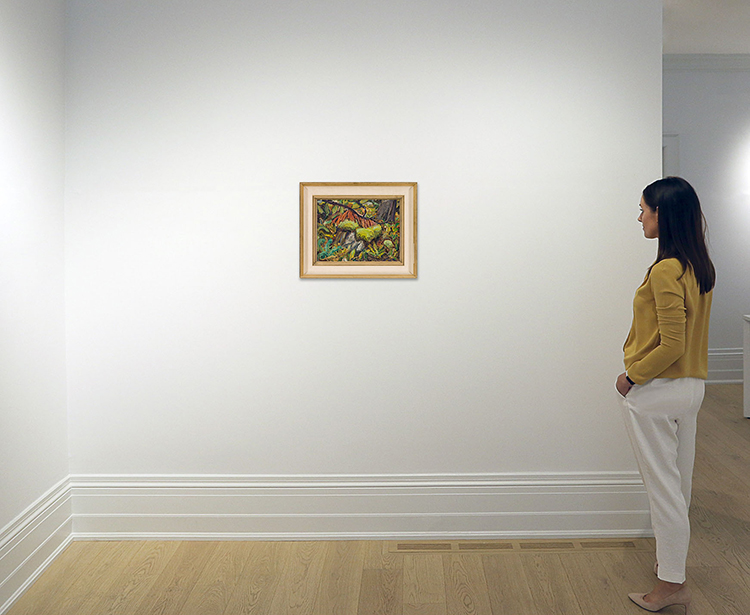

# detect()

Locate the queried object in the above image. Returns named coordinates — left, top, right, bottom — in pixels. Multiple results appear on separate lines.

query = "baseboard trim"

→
left=0, top=478, right=72, bottom=614
left=707, top=347, right=743, bottom=384
left=664, top=54, right=750, bottom=71
left=69, top=473, right=651, bottom=541
left=72, top=528, right=653, bottom=541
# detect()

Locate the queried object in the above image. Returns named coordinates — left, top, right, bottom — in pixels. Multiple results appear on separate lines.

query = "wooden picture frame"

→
left=300, top=182, right=417, bottom=278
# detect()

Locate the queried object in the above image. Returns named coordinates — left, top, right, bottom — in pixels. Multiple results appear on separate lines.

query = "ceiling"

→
left=664, top=0, right=750, bottom=54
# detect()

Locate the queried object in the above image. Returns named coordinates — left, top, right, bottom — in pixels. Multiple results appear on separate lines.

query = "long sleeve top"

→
left=623, top=258, right=712, bottom=384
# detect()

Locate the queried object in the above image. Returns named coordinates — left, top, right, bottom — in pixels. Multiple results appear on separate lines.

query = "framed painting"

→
left=300, top=182, right=417, bottom=278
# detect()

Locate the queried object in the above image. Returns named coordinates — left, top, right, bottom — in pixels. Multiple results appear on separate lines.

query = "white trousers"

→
left=621, top=377, right=705, bottom=584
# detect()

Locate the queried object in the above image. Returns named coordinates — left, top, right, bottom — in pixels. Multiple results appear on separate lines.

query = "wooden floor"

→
left=7, top=384, right=748, bottom=615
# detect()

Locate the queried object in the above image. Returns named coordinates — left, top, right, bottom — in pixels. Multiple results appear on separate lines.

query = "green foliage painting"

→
left=315, top=197, right=402, bottom=263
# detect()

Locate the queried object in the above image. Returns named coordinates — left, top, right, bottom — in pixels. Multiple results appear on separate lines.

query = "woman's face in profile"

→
left=638, top=196, right=659, bottom=239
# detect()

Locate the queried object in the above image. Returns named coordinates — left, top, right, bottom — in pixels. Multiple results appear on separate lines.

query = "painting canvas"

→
left=300, top=183, right=417, bottom=278
left=316, top=197, right=402, bottom=264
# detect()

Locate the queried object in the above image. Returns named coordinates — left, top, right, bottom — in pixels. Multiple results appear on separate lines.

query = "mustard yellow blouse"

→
left=623, top=258, right=712, bottom=384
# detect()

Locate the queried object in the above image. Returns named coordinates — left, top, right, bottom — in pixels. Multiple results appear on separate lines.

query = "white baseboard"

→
left=69, top=473, right=651, bottom=541
left=663, top=54, right=750, bottom=71
left=0, top=478, right=73, bottom=615
left=707, top=348, right=743, bottom=384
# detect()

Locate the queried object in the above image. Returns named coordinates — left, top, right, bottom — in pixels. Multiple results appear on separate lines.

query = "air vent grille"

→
left=391, top=538, right=652, bottom=554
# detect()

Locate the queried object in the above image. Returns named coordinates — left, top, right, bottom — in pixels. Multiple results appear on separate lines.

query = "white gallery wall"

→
left=62, top=0, right=662, bottom=538
left=0, top=0, right=70, bottom=608
left=0, top=0, right=68, bottom=544
left=664, top=56, right=750, bottom=382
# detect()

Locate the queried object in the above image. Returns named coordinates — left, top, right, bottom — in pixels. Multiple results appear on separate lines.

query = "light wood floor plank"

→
left=267, top=541, right=327, bottom=615
left=519, top=553, right=583, bottom=615
left=314, top=541, right=365, bottom=615
left=688, top=504, right=727, bottom=569
left=693, top=441, right=750, bottom=500
left=558, top=552, right=632, bottom=614
left=357, top=568, right=403, bottom=615
left=178, top=541, right=253, bottom=615
left=682, top=568, right=722, bottom=615
left=689, top=565, right=750, bottom=615
left=46, top=541, right=146, bottom=615
left=80, top=541, right=180, bottom=615
left=402, top=605, right=446, bottom=615
left=364, top=541, right=402, bottom=571
left=696, top=412, right=750, bottom=484
left=442, top=554, right=492, bottom=615
left=593, top=551, right=657, bottom=606
left=134, top=540, right=219, bottom=615
left=223, top=541, right=284, bottom=615
left=702, top=384, right=745, bottom=435
left=690, top=491, right=750, bottom=578
left=482, top=552, right=535, bottom=614
left=403, top=553, right=445, bottom=613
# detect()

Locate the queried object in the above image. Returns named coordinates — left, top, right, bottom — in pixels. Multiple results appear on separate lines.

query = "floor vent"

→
left=391, top=538, right=653, bottom=554
left=580, top=540, right=638, bottom=550
left=519, top=542, right=576, bottom=550
left=395, top=543, right=453, bottom=551
left=458, top=542, right=514, bottom=551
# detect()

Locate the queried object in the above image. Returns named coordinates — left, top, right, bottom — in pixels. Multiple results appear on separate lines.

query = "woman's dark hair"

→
left=642, top=176, right=715, bottom=294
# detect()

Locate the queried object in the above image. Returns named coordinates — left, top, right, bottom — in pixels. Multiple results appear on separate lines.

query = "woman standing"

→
left=616, top=177, right=715, bottom=614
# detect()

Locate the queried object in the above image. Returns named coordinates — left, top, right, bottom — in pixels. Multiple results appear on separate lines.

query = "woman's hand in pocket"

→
left=616, top=372, right=633, bottom=397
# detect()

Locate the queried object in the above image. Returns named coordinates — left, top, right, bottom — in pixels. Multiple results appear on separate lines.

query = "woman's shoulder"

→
left=649, top=258, right=701, bottom=296
left=648, top=258, right=688, bottom=287
left=651, top=258, right=684, bottom=276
